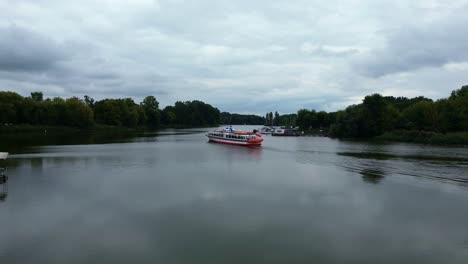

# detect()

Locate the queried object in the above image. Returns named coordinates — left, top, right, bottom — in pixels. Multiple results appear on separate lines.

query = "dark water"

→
left=1, top=126, right=467, bottom=263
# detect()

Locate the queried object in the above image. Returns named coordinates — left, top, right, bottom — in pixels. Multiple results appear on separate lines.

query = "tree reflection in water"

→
left=0, top=177, right=7, bottom=202
left=360, top=168, right=385, bottom=184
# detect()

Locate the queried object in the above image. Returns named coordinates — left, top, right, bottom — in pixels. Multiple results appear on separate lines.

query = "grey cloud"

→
left=301, top=44, right=360, bottom=57
left=0, top=25, right=68, bottom=72
left=354, top=7, right=468, bottom=77
left=1, top=0, right=468, bottom=113
left=85, top=72, right=120, bottom=80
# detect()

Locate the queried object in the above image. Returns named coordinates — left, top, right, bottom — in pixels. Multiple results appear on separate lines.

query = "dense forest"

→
left=0, top=92, right=221, bottom=129
left=295, top=85, right=468, bottom=142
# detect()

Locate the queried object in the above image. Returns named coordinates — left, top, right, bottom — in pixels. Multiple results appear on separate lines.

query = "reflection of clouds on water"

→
left=1, top=129, right=468, bottom=263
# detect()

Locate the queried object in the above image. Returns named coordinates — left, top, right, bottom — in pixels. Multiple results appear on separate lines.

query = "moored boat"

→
left=259, top=126, right=274, bottom=135
left=0, top=152, right=8, bottom=160
left=206, top=126, right=264, bottom=146
left=271, top=127, right=301, bottom=136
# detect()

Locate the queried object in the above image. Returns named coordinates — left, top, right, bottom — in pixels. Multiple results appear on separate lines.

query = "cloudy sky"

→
left=1, top=0, right=468, bottom=114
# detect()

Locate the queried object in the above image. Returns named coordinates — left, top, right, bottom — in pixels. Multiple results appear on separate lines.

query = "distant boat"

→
left=206, top=126, right=264, bottom=147
left=272, top=127, right=300, bottom=136
left=0, top=152, right=8, bottom=160
left=259, top=126, right=274, bottom=135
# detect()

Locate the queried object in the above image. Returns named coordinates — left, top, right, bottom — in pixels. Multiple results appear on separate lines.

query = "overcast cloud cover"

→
left=1, top=0, right=468, bottom=114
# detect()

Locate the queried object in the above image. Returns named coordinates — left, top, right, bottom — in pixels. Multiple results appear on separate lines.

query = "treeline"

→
left=220, top=112, right=265, bottom=125
left=296, top=85, right=468, bottom=138
left=0, top=92, right=94, bottom=128
left=219, top=111, right=297, bottom=126
left=162, top=101, right=220, bottom=127
left=264, top=111, right=297, bottom=127
left=275, top=113, right=297, bottom=127
left=0, top=91, right=220, bottom=129
left=2, top=85, right=466, bottom=139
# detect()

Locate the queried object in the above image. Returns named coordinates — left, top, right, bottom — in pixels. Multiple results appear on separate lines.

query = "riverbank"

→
left=0, top=124, right=150, bottom=134
left=375, top=130, right=468, bottom=146
left=300, top=128, right=329, bottom=137
left=0, top=125, right=148, bottom=154
left=0, top=124, right=219, bottom=134
left=300, top=128, right=468, bottom=146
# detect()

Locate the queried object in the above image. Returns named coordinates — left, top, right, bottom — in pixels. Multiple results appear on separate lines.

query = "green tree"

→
left=141, top=96, right=160, bottom=127
left=64, top=97, right=94, bottom=128
left=31, top=91, right=43, bottom=102
left=84, top=95, right=95, bottom=109
left=273, top=111, right=280, bottom=126
left=0, top=91, right=23, bottom=124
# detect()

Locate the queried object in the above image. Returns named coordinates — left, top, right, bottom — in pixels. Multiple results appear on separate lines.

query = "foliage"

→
left=220, top=112, right=265, bottom=125
left=296, top=109, right=331, bottom=131
left=94, top=98, right=145, bottom=128
left=0, top=91, right=93, bottom=128
left=264, top=112, right=273, bottom=126
left=261, top=112, right=296, bottom=127
left=141, top=96, right=160, bottom=127
left=297, top=85, right=468, bottom=141
left=0, top=92, right=220, bottom=129
left=162, top=100, right=220, bottom=127
left=1, top=85, right=466, bottom=137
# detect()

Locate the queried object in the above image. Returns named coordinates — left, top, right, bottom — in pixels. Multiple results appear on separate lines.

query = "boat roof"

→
left=211, top=130, right=255, bottom=135
left=0, top=152, right=8, bottom=160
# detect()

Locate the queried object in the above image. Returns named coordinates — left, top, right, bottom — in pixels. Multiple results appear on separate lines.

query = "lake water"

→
left=1, top=126, right=467, bottom=263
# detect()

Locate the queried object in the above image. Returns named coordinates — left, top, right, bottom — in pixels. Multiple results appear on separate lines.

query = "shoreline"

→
left=2, top=125, right=467, bottom=147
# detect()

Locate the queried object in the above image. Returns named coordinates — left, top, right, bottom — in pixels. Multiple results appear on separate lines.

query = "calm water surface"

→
left=1, top=126, right=467, bottom=263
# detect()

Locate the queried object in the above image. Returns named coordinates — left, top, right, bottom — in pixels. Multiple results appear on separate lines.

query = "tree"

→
left=402, top=101, right=440, bottom=131
left=360, top=93, right=399, bottom=136
left=31, top=91, right=43, bottom=102
left=84, top=95, right=95, bottom=109
left=0, top=91, right=23, bottom=124
left=274, top=111, right=280, bottom=126
left=64, top=97, right=94, bottom=128
left=268, top=112, right=273, bottom=126
left=141, top=96, right=160, bottom=127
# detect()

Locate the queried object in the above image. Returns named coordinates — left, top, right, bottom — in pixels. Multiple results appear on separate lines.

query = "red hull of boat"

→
left=208, top=138, right=262, bottom=147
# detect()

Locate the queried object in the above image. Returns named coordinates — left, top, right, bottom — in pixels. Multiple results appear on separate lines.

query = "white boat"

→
left=206, top=126, right=264, bottom=147
left=259, top=126, right=274, bottom=135
left=0, top=152, right=8, bottom=160
left=272, top=127, right=300, bottom=136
